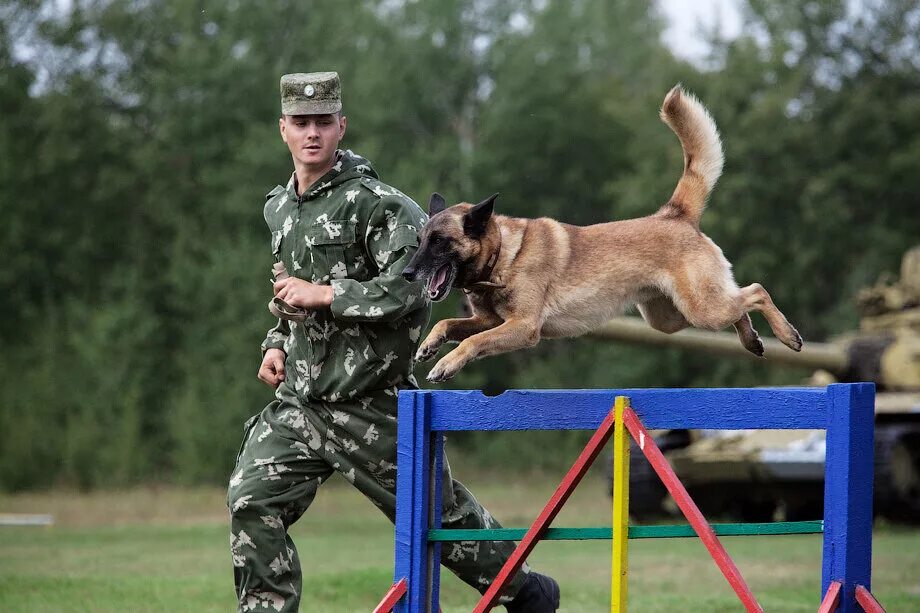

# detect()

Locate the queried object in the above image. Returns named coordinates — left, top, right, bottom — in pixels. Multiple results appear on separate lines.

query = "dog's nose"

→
left=401, top=267, right=417, bottom=281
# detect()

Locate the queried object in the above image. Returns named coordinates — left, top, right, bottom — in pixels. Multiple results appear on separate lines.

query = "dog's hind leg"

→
left=639, top=292, right=771, bottom=358
left=416, top=315, right=503, bottom=362
left=737, top=283, right=802, bottom=351
left=671, top=272, right=802, bottom=353
left=668, top=269, right=747, bottom=331
left=637, top=293, right=691, bottom=334
left=733, top=313, right=765, bottom=356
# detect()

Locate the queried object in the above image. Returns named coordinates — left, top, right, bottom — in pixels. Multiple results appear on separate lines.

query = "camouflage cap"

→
left=280, top=72, right=342, bottom=115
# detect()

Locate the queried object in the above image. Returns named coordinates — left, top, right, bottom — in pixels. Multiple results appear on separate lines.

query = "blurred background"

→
left=2, top=1, right=920, bottom=609
left=3, top=0, right=919, bottom=488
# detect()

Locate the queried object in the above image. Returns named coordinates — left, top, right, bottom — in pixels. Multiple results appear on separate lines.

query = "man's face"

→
left=279, top=113, right=347, bottom=169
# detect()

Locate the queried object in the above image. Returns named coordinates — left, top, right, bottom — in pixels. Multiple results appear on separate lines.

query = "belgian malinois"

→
left=402, top=85, right=803, bottom=382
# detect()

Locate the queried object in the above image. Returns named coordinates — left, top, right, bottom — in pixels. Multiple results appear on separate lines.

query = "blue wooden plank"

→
left=393, top=391, right=418, bottom=613
left=419, top=388, right=827, bottom=431
left=821, top=383, right=875, bottom=613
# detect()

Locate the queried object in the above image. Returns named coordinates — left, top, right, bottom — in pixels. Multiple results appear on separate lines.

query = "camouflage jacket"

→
left=260, top=150, right=431, bottom=402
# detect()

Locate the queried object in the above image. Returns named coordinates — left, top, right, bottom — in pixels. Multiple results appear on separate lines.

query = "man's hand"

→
left=273, top=277, right=334, bottom=309
left=258, top=348, right=287, bottom=388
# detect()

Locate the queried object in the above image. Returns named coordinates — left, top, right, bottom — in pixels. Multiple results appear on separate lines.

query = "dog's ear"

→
left=428, top=192, right=447, bottom=217
left=464, top=193, right=498, bottom=238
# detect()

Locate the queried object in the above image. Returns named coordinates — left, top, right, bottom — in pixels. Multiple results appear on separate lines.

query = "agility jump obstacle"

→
left=377, top=384, right=885, bottom=612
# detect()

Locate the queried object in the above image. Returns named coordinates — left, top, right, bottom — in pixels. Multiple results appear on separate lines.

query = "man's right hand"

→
left=258, top=348, right=286, bottom=388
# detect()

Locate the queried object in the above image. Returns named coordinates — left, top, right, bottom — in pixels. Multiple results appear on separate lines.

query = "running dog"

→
left=402, top=85, right=803, bottom=382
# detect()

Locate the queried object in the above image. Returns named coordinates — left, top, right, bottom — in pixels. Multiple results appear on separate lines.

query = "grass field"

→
left=2, top=470, right=919, bottom=612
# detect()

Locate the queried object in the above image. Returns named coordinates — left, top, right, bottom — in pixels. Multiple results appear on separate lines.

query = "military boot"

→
left=504, top=572, right=560, bottom=613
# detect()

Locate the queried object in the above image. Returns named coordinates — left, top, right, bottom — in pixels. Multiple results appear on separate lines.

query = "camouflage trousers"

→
left=227, top=388, right=527, bottom=612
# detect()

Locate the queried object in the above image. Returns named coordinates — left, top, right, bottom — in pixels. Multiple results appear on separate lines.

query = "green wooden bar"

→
left=427, top=521, right=823, bottom=542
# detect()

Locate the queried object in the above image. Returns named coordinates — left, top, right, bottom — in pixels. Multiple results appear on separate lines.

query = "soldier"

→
left=227, top=72, right=561, bottom=612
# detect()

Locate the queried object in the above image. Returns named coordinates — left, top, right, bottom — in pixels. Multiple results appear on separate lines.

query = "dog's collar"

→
left=465, top=242, right=504, bottom=292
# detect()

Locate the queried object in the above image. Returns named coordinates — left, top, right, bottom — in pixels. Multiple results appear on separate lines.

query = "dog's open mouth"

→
left=427, top=263, right=455, bottom=302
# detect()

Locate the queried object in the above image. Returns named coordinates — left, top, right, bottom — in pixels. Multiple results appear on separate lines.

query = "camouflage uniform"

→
left=228, top=149, right=527, bottom=612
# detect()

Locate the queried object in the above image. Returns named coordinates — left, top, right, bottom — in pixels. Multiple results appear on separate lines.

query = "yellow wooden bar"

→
left=611, top=396, right=630, bottom=612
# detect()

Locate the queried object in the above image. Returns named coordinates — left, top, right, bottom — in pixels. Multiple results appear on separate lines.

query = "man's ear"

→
left=279, top=116, right=288, bottom=143
left=464, top=193, right=498, bottom=238
left=428, top=192, right=447, bottom=216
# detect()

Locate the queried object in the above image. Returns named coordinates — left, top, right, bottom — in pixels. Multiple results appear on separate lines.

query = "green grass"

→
left=2, top=473, right=919, bottom=611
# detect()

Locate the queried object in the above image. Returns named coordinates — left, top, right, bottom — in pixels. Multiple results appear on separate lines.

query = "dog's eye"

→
left=430, top=234, right=441, bottom=245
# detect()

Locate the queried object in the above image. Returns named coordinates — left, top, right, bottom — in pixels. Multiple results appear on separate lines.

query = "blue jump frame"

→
left=393, top=383, right=876, bottom=612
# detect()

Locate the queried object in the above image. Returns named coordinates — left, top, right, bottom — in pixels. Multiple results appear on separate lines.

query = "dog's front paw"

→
left=416, top=333, right=446, bottom=362
left=426, top=353, right=465, bottom=383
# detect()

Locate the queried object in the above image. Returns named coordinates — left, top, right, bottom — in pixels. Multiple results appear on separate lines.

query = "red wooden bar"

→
left=472, top=406, right=619, bottom=612
left=854, top=585, right=886, bottom=613
left=373, top=578, right=408, bottom=613
left=817, top=580, right=841, bottom=613
left=623, top=405, right=764, bottom=613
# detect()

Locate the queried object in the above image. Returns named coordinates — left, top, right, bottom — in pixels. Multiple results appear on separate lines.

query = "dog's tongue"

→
left=428, top=265, right=449, bottom=295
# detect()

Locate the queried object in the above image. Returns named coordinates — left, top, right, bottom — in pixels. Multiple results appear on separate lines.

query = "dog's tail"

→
left=657, top=85, right=724, bottom=227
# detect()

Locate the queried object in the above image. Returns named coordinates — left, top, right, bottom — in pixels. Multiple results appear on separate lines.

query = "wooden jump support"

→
left=379, top=384, right=884, bottom=612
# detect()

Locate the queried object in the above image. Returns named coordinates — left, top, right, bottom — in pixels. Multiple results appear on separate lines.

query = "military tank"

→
left=596, top=246, right=920, bottom=523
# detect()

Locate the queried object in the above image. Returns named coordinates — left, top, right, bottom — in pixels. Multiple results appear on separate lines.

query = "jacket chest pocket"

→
left=306, top=220, right=358, bottom=283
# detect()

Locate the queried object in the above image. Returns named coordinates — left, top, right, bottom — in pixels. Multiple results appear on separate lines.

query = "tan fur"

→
left=416, top=86, right=802, bottom=382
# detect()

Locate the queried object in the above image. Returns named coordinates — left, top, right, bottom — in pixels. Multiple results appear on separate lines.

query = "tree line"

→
left=1, top=0, right=918, bottom=489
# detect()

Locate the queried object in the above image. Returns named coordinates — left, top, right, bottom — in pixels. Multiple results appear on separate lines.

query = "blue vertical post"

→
left=822, top=383, right=876, bottom=612
left=394, top=391, right=434, bottom=612
left=394, top=390, right=433, bottom=612
left=394, top=390, right=416, bottom=613
left=429, top=432, right=445, bottom=611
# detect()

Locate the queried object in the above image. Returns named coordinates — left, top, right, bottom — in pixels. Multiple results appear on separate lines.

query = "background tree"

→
left=1, top=0, right=917, bottom=487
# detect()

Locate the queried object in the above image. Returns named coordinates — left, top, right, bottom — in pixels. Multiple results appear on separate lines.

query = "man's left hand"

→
left=273, top=277, right=334, bottom=309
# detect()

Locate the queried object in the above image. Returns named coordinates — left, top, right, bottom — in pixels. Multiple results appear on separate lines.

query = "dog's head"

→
left=401, top=192, right=498, bottom=302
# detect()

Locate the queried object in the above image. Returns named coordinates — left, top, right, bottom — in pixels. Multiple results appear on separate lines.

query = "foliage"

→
left=1, top=0, right=918, bottom=488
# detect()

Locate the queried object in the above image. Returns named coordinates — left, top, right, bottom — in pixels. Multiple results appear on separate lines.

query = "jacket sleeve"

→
left=260, top=184, right=291, bottom=354
left=329, top=196, right=429, bottom=323
left=260, top=318, right=290, bottom=355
